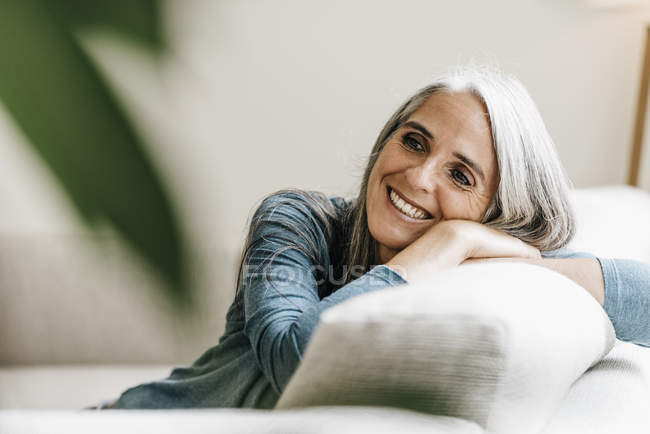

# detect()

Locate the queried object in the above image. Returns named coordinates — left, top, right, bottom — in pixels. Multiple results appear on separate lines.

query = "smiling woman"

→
left=366, top=91, right=500, bottom=263
left=104, top=64, right=650, bottom=410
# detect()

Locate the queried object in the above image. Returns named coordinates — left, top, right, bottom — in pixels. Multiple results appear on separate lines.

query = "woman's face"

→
left=366, top=91, right=499, bottom=264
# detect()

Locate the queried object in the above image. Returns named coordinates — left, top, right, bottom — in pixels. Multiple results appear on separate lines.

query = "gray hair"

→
left=344, top=65, right=575, bottom=281
left=236, top=65, right=576, bottom=296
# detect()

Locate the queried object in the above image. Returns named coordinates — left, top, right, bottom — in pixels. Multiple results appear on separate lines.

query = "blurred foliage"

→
left=0, top=0, right=191, bottom=307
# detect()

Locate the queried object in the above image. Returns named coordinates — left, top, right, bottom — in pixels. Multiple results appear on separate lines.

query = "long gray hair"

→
left=236, top=65, right=576, bottom=296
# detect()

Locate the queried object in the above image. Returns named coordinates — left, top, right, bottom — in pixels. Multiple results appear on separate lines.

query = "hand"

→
left=385, top=220, right=540, bottom=282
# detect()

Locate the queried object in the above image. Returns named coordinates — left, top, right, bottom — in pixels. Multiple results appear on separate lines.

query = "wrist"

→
left=384, top=221, right=469, bottom=282
left=436, top=220, right=474, bottom=263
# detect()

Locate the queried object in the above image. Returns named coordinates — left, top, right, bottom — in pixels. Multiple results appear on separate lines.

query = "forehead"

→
left=407, top=91, right=493, bottom=146
left=410, top=91, right=494, bottom=148
left=405, top=91, right=498, bottom=187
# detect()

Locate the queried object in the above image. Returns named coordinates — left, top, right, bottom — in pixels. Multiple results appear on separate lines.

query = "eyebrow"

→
left=403, top=120, right=487, bottom=185
left=403, top=121, right=433, bottom=140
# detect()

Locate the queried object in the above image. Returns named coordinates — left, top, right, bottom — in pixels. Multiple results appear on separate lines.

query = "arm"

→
left=385, top=219, right=541, bottom=283
left=242, top=193, right=407, bottom=394
left=463, top=257, right=605, bottom=306
left=464, top=252, right=650, bottom=347
left=598, top=257, right=650, bottom=347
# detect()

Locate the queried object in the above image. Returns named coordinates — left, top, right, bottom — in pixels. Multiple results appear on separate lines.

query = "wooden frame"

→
left=628, top=26, right=650, bottom=186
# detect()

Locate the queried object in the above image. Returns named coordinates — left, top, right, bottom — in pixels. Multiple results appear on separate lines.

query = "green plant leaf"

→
left=0, top=0, right=188, bottom=305
left=43, top=0, right=163, bottom=51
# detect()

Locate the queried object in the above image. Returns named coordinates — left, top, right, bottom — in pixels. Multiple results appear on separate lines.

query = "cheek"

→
left=373, top=143, right=404, bottom=173
left=437, top=188, right=487, bottom=221
left=367, top=151, right=395, bottom=197
left=367, top=164, right=382, bottom=202
left=366, top=162, right=385, bottom=217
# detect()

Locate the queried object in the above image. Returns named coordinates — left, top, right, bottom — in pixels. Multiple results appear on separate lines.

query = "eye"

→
left=402, top=133, right=425, bottom=152
left=450, top=168, right=472, bottom=187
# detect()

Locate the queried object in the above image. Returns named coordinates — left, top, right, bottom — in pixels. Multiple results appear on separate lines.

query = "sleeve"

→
left=543, top=248, right=650, bottom=347
left=241, top=193, right=407, bottom=393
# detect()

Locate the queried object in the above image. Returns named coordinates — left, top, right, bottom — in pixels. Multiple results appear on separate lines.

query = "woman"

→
left=110, top=65, right=650, bottom=409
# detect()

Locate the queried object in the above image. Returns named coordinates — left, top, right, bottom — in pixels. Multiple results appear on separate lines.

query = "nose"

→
left=405, top=158, right=438, bottom=195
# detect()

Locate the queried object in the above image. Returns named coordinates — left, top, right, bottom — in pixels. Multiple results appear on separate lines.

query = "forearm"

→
left=525, top=258, right=605, bottom=306
left=599, top=258, right=650, bottom=347
left=246, top=264, right=406, bottom=392
left=385, top=223, right=466, bottom=282
left=462, top=257, right=605, bottom=306
left=464, top=256, right=650, bottom=347
left=385, top=220, right=540, bottom=283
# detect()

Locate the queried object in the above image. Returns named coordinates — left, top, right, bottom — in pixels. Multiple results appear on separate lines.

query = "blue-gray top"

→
left=115, top=191, right=650, bottom=409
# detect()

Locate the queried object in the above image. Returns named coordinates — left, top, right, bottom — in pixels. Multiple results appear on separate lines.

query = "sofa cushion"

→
left=276, top=262, right=615, bottom=434
left=541, top=341, right=650, bottom=434
left=0, top=407, right=484, bottom=434
left=0, top=365, right=172, bottom=410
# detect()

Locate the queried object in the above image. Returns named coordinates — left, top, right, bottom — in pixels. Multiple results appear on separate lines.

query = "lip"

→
left=385, top=185, right=433, bottom=222
left=387, top=185, right=432, bottom=218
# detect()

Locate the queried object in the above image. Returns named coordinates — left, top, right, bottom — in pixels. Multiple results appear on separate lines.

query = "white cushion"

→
left=0, top=407, right=484, bottom=434
left=541, top=341, right=650, bottom=434
left=276, top=262, right=615, bottom=434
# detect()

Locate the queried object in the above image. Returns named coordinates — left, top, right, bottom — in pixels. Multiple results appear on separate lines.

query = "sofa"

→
left=1, top=185, right=649, bottom=433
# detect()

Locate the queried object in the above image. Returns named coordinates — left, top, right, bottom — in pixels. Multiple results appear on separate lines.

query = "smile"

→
left=387, top=187, right=432, bottom=220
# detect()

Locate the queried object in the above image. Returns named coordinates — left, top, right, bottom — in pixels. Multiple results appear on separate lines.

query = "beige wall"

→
left=1, top=0, right=649, bottom=363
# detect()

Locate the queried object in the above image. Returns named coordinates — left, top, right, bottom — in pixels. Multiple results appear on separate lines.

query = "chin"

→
left=370, top=225, right=416, bottom=252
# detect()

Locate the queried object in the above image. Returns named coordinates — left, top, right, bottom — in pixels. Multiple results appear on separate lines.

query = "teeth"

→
left=389, top=188, right=429, bottom=219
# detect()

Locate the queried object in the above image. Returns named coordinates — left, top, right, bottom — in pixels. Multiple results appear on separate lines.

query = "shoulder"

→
left=249, top=189, right=353, bottom=241
left=253, top=189, right=351, bottom=224
left=255, top=189, right=352, bottom=210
